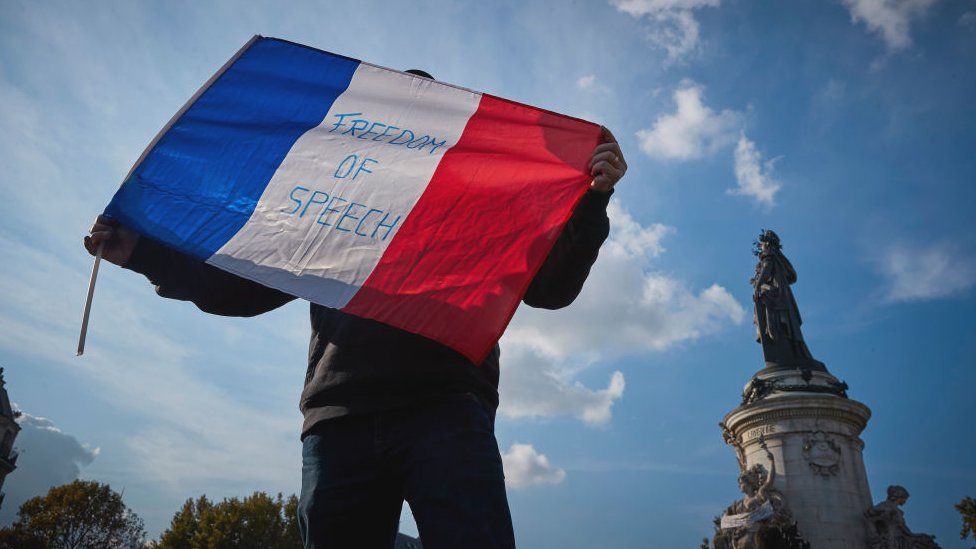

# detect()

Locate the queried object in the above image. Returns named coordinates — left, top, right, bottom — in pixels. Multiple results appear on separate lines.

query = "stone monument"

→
left=712, top=231, right=939, bottom=548
left=0, top=368, right=21, bottom=510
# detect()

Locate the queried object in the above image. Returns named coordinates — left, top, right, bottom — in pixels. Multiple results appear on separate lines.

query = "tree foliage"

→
left=152, top=492, right=301, bottom=549
left=958, top=496, right=976, bottom=546
left=0, top=479, right=145, bottom=548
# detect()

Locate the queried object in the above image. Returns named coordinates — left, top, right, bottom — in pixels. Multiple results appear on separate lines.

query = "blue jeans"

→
left=297, top=393, right=515, bottom=549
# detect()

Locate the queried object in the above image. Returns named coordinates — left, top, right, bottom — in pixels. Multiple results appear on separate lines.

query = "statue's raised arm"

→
left=759, top=446, right=776, bottom=497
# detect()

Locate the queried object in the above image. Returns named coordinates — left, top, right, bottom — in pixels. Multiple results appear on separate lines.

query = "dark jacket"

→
left=125, top=190, right=611, bottom=437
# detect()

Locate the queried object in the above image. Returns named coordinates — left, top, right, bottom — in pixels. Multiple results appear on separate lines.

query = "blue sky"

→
left=1, top=0, right=974, bottom=546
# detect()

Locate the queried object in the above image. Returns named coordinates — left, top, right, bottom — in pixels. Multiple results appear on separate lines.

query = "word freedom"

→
left=328, top=112, right=449, bottom=154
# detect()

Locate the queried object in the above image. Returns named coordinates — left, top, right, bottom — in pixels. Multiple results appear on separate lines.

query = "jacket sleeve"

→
left=124, top=237, right=296, bottom=317
left=522, top=189, right=612, bottom=310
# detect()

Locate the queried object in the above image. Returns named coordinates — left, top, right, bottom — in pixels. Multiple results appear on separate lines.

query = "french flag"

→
left=105, top=36, right=601, bottom=363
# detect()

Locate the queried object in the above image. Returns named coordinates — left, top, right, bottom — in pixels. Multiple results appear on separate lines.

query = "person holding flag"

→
left=84, top=66, right=627, bottom=549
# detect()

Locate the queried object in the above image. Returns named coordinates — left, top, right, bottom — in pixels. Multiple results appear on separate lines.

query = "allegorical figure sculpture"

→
left=751, top=230, right=823, bottom=371
left=865, top=485, right=940, bottom=549
left=714, top=443, right=808, bottom=549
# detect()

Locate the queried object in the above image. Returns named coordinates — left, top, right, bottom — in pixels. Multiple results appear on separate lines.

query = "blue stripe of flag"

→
left=105, top=37, right=360, bottom=259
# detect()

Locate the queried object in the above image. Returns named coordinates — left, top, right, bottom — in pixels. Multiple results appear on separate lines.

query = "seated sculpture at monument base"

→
left=865, top=485, right=940, bottom=549
left=712, top=446, right=809, bottom=549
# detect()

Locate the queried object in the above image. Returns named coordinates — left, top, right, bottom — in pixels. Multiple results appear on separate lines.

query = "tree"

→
left=153, top=492, right=302, bottom=549
left=0, top=479, right=145, bottom=548
left=958, top=496, right=976, bottom=547
left=0, top=527, right=46, bottom=548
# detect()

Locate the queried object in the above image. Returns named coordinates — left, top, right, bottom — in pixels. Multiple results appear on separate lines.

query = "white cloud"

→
left=646, top=9, right=703, bottom=61
left=0, top=411, right=99, bottom=525
left=577, top=74, right=611, bottom=96
left=502, top=443, right=566, bottom=488
left=524, top=205, right=746, bottom=353
left=637, top=81, right=742, bottom=161
left=577, top=74, right=598, bottom=90
left=499, top=203, right=744, bottom=424
left=840, top=0, right=937, bottom=51
left=605, top=205, right=673, bottom=259
left=611, top=0, right=721, bottom=61
left=960, top=10, right=976, bottom=27
left=876, top=243, right=976, bottom=302
left=500, top=346, right=625, bottom=425
left=612, top=0, right=720, bottom=13
left=730, top=134, right=782, bottom=207
left=638, top=86, right=783, bottom=207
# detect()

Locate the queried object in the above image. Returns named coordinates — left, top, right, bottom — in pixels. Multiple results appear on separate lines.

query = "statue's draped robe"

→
left=753, top=249, right=814, bottom=367
left=718, top=492, right=790, bottom=549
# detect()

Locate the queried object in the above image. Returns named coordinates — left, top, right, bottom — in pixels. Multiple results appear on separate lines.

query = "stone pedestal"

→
left=722, top=369, right=872, bottom=548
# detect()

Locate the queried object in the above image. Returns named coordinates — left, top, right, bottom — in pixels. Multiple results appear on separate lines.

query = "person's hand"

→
left=84, top=215, right=140, bottom=266
left=588, top=126, right=627, bottom=193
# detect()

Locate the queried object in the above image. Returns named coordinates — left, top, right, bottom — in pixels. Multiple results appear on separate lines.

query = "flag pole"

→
left=77, top=241, right=105, bottom=356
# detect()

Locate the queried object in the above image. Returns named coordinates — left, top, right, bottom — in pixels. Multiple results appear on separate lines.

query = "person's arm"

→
left=522, top=190, right=611, bottom=309
left=125, top=237, right=295, bottom=316
left=85, top=215, right=294, bottom=317
left=522, top=127, right=626, bottom=310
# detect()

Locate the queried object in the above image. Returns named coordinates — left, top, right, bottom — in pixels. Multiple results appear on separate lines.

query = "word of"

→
left=334, top=154, right=378, bottom=180
left=282, top=186, right=402, bottom=241
left=328, top=112, right=447, bottom=155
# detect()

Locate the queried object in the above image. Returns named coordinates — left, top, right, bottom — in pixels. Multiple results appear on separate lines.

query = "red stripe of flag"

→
left=342, top=94, right=601, bottom=363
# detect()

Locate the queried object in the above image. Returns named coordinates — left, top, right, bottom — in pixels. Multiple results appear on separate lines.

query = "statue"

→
left=865, top=486, right=941, bottom=548
left=751, top=230, right=824, bottom=372
left=713, top=441, right=808, bottom=549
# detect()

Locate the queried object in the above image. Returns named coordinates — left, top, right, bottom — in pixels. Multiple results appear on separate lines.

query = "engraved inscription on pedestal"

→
left=743, top=425, right=776, bottom=442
